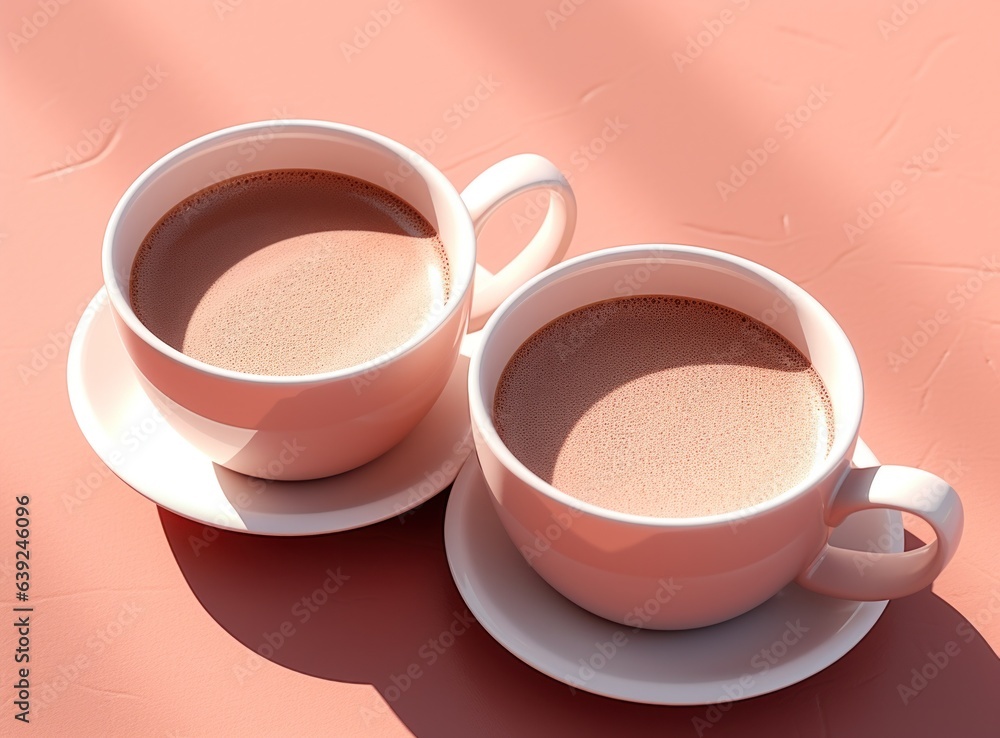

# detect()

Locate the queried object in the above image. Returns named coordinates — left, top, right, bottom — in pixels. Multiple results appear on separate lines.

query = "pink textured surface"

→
left=1, top=1, right=998, bottom=735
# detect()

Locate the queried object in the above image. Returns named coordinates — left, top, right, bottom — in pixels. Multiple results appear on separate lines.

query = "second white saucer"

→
left=67, top=288, right=476, bottom=535
left=444, top=440, right=903, bottom=705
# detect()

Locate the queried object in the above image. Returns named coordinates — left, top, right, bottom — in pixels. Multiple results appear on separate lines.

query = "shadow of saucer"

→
left=161, top=503, right=1000, bottom=738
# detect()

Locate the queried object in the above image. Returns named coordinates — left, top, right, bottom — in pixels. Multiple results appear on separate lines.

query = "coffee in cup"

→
left=492, top=295, right=835, bottom=518
left=129, top=169, right=450, bottom=376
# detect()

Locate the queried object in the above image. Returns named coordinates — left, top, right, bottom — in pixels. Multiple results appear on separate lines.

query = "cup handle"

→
left=460, top=154, right=576, bottom=331
left=796, top=465, right=964, bottom=600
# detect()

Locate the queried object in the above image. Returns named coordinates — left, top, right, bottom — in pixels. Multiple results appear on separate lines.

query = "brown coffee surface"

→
left=492, top=297, right=835, bottom=517
left=129, top=169, right=450, bottom=375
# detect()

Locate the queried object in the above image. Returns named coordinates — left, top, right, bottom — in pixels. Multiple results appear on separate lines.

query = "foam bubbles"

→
left=129, top=169, right=451, bottom=375
left=492, top=297, right=836, bottom=518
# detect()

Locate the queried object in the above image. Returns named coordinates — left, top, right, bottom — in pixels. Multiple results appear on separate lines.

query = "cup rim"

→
left=102, top=119, right=476, bottom=386
left=469, top=243, right=864, bottom=528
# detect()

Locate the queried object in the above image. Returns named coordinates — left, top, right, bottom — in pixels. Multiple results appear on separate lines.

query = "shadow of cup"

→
left=160, top=503, right=1000, bottom=737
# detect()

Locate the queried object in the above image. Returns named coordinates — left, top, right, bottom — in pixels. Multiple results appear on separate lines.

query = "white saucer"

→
left=67, top=288, right=475, bottom=535
left=444, top=440, right=903, bottom=705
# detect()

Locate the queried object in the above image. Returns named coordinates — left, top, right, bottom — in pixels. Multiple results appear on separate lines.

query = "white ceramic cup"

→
left=103, top=119, right=575, bottom=480
left=469, top=244, right=964, bottom=630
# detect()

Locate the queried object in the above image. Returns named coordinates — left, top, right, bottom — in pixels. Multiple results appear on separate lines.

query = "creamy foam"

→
left=129, top=169, right=450, bottom=376
left=493, top=297, right=835, bottom=518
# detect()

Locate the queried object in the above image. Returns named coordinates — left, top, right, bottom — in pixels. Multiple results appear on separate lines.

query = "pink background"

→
left=2, top=0, right=999, bottom=735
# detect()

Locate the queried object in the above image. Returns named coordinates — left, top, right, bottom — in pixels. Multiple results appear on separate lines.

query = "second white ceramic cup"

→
left=469, top=244, right=964, bottom=629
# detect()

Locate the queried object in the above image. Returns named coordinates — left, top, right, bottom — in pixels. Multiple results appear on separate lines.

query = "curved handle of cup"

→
left=461, top=154, right=576, bottom=331
left=796, top=466, right=963, bottom=600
